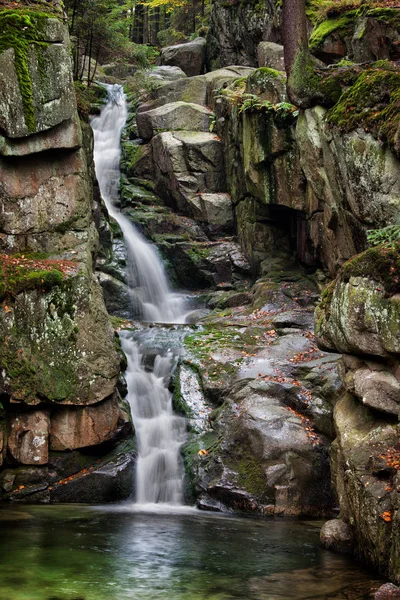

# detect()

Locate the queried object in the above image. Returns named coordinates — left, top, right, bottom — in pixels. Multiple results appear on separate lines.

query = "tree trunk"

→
left=282, top=0, right=322, bottom=108
left=282, top=0, right=308, bottom=77
left=143, top=5, right=149, bottom=44
left=192, top=0, right=197, bottom=32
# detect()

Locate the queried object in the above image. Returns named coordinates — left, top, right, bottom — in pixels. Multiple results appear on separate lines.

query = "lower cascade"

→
left=91, top=85, right=187, bottom=505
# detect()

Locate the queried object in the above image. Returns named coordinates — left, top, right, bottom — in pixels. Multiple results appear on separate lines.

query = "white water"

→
left=91, top=84, right=185, bottom=324
left=121, top=334, right=186, bottom=504
left=91, top=85, right=187, bottom=505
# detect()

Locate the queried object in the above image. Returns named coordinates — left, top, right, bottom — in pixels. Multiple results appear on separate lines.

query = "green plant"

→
left=367, top=225, right=400, bottom=247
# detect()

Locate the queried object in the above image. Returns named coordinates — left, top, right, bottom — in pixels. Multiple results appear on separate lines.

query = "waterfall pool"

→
left=0, top=504, right=382, bottom=600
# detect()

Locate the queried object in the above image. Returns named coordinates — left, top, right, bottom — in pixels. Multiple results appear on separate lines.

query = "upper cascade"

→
left=91, top=84, right=186, bottom=324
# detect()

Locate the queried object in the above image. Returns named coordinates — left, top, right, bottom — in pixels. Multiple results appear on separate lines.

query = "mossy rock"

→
left=326, top=62, right=400, bottom=157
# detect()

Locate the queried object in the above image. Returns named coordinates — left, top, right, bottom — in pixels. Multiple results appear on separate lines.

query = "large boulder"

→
left=186, top=193, right=234, bottom=233
left=257, top=42, right=285, bottom=71
left=152, top=131, right=226, bottom=214
left=310, top=11, right=400, bottom=65
left=320, top=519, right=354, bottom=554
left=137, top=67, right=255, bottom=114
left=136, top=101, right=213, bottom=141
left=160, top=38, right=207, bottom=77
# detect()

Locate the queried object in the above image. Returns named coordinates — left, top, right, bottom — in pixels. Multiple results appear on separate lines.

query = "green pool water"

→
left=0, top=504, right=382, bottom=600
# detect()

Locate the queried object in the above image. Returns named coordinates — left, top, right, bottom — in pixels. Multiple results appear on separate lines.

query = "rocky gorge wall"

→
left=0, top=6, right=134, bottom=502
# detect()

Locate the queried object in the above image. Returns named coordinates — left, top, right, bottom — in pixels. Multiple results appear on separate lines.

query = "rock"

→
left=0, top=113, right=82, bottom=156
left=152, top=131, right=226, bottom=214
left=7, top=410, right=50, bottom=465
left=310, top=13, right=400, bottom=65
left=138, top=76, right=209, bottom=112
left=97, top=272, right=132, bottom=319
left=296, top=107, right=400, bottom=276
left=353, top=368, right=400, bottom=415
left=160, top=38, right=207, bottom=77
left=375, top=584, right=400, bottom=600
left=320, top=519, right=354, bottom=554
left=0, top=21, right=76, bottom=138
left=257, top=42, right=285, bottom=71
left=138, top=67, right=256, bottom=115
left=49, top=451, right=135, bottom=503
left=0, top=148, right=92, bottom=254
left=207, top=0, right=282, bottom=69
left=316, top=275, right=400, bottom=357
left=0, top=276, right=120, bottom=406
left=50, top=394, right=130, bottom=451
left=187, top=193, right=234, bottom=232
left=137, top=102, right=213, bottom=141
left=148, top=65, right=188, bottom=82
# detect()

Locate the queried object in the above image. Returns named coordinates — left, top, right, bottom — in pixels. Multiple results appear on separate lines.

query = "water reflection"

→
left=0, top=505, right=382, bottom=600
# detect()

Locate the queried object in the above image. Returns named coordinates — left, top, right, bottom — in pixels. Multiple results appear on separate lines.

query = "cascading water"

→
left=91, top=84, right=185, bottom=324
left=91, top=84, right=187, bottom=506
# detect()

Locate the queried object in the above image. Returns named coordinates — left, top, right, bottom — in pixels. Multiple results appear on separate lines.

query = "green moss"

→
left=326, top=64, right=400, bottom=156
left=341, top=242, right=400, bottom=295
left=0, top=262, right=64, bottom=300
left=236, top=454, right=266, bottom=497
left=309, top=12, right=355, bottom=50
left=0, top=9, right=58, bottom=132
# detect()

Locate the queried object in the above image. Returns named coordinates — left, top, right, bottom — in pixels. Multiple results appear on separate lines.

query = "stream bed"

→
left=0, top=505, right=382, bottom=600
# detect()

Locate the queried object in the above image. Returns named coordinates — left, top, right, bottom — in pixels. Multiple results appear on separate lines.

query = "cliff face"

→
left=207, top=0, right=282, bottom=69
left=315, top=245, right=400, bottom=583
left=0, top=6, right=134, bottom=502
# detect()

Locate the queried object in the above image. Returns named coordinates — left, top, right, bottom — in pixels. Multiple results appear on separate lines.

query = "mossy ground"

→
left=0, top=8, right=59, bottom=132
left=0, top=255, right=77, bottom=300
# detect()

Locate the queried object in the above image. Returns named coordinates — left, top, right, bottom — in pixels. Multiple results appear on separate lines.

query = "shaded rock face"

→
left=207, top=0, right=282, bottom=69
left=315, top=246, right=400, bottom=583
left=296, top=107, right=400, bottom=277
left=160, top=38, right=207, bottom=77
left=0, top=13, right=134, bottom=502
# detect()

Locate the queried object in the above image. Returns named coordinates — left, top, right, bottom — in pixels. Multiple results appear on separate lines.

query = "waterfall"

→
left=91, top=84, right=185, bottom=324
left=91, top=84, right=187, bottom=506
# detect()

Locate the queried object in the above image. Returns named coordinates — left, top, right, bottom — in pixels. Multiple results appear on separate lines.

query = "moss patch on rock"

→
left=0, top=9, right=58, bottom=132
left=326, top=62, right=400, bottom=156
left=341, top=242, right=400, bottom=295
left=0, top=255, right=78, bottom=300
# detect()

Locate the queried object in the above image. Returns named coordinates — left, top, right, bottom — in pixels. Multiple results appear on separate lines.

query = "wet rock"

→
left=8, top=410, right=50, bottom=465
left=49, top=451, right=135, bottom=503
left=137, top=102, right=213, bottom=141
left=375, top=583, right=400, bottom=600
left=320, top=519, right=354, bottom=554
left=160, top=38, right=207, bottom=77
left=257, top=42, right=285, bottom=71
